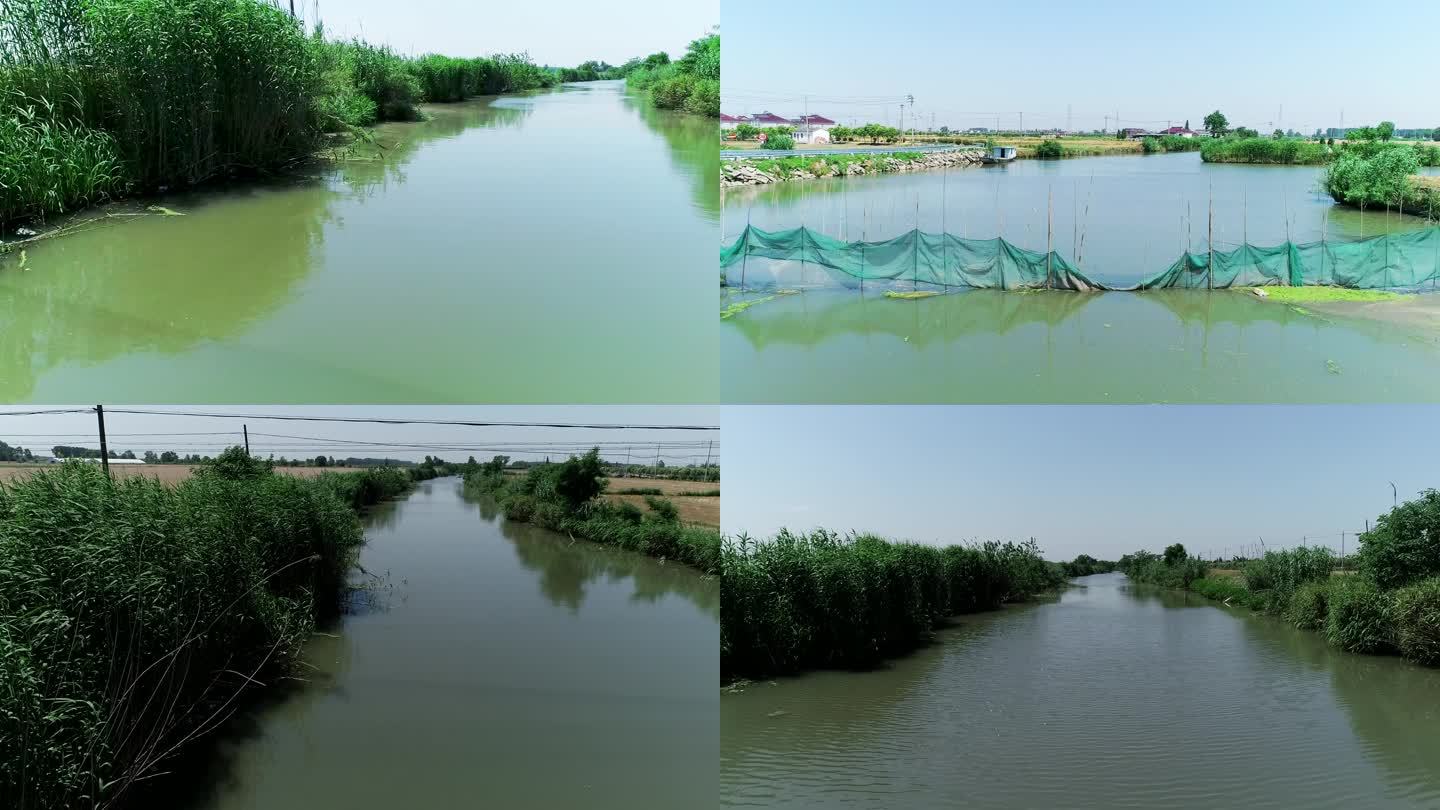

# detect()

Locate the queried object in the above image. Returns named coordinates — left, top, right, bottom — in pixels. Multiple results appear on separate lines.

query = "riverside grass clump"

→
left=462, top=450, right=721, bottom=574
left=1123, top=490, right=1440, bottom=666
left=625, top=32, right=717, bottom=117
left=1201, top=136, right=1331, bottom=165
left=720, top=530, right=1063, bottom=679
left=1118, top=545, right=1210, bottom=590
left=0, top=0, right=563, bottom=227
left=0, top=451, right=420, bottom=810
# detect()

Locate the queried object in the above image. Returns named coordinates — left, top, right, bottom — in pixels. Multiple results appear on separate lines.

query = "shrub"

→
left=504, top=493, right=536, bottom=522
left=761, top=132, right=794, bottom=150
left=1325, top=577, right=1395, bottom=654
left=1358, top=489, right=1440, bottom=589
left=1287, top=580, right=1333, bottom=630
left=1034, top=139, right=1065, bottom=159
left=1391, top=577, right=1440, bottom=665
left=643, top=495, right=679, bottom=522
left=1191, top=576, right=1255, bottom=607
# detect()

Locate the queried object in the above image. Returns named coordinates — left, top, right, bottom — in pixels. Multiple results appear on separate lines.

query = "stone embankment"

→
left=721, top=148, right=985, bottom=186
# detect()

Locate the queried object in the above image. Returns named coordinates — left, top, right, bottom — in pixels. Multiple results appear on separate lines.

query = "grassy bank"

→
left=462, top=450, right=721, bottom=574
left=1121, top=492, right=1440, bottom=666
left=721, top=530, right=1064, bottom=679
left=624, top=32, right=717, bottom=117
left=1200, top=137, right=1332, bottom=164
left=0, top=0, right=566, bottom=228
left=0, top=450, right=431, bottom=809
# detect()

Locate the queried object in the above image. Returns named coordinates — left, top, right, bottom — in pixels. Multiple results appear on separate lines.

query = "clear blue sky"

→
left=722, top=0, right=1440, bottom=134
left=293, top=0, right=715, bottom=66
left=722, top=406, right=1429, bottom=561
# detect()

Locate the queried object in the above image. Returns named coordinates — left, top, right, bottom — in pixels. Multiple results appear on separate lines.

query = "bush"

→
left=1191, top=576, right=1255, bottom=607
left=1358, top=489, right=1440, bottom=589
left=1287, top=580, right=1333, bottom=630
left=626, top=33, right=718, bottom=117
left=1323, top=144, right=1422, bottom=209
left=1243, top=548, right=1334, bottom=612
left=643, top=495, right=679, bottom=522
left=1325, top=577, right=1395, bottom=654
left=761, top=132, right=795, bottom=150
left=1034, top=139, right=1065, bottom=159
left=1391, top=577, right=1440, bottom=665
left=1201, top=136, right=1330, bottom=165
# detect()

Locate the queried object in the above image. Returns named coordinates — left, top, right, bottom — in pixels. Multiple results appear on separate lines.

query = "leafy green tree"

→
left=0, top=440, right=33, bottom=462
left=1272, top=128, right=1285, bottom=139
left=481, top=455, right=511, bottom=476
left=734, top=123, right=760, bottom=141
left=938, top=125, right=950, bottom=135
left=159, top=451, right=179, bottom=463
left=1203, top=110, right=1228, bottom=137
left=554, top=448, right=606, bottom=509
left=205, top=446, right=273, bottom=480
left=1164, top=543, right=1188, bottom=566
left=142, top=451, right=158, bottom=463
left=760, top=132, right=794, bottom=150
left=1234, top=127, right=1259, bottom=139
left=1377, top=121, right=1395, bottom=141
left=1359, top=489, right=1440, bottom=588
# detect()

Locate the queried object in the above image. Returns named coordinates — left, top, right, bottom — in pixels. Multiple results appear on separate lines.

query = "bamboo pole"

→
left=1047, top=184, right=1054, bottom=289
left=1207, top=183, right=1214, bottom=291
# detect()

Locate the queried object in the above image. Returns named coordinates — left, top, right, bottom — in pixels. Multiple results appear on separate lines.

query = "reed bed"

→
left=0, top=0, right=560, bottom=227
left=0, top=451, right=424, bottom=809
left=721, top=530, right=1063, bottom=679
left=463, top=451, right=721, bottom=574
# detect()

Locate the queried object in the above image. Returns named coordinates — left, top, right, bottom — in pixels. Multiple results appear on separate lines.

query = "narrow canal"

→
left=176, top=478, right=718, bottom=809
left=721, top=572, right=1440, bottom=809
left=0, top=80, right=718, bottom=403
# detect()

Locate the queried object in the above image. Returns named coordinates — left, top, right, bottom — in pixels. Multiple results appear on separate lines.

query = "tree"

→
left=142, top=451, right=158, bottom=464
left=1433, top=127, right=1440, bottom=142
left=159, top=451, right=179, bottom=463
left=1377, top=121, right=1395, bottom=141
left=1184, top=119, right=1190, bottom=131
left=205, top=446, right=273, bottom=481
left=120, top=450, right=136, bottom=459
left=554, top=448, right=605, bottom=509
left=1272, top=128, right=1285, bottom=139
left=1203, top=110, right=1228, bottom=137
left=1163, top=543, right=1188, bottom=566
left=938, top=125, right=950, bottom=135
left=0, top=440, right=33, bottom=462
left=481, top=455, right=510, bottom=476
left=734, top=123, right=760, bottom=141
left=313, top=455, right=329, bottom=467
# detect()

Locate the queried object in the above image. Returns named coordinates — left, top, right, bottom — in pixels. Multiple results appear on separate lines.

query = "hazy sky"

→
left=722, top=0, right=1440, bottom=134
left=295, top=0, right=716, bottom=66
left=722, top=406, right=1428, bottom=561
left=0, top=406, right=718, bottom=465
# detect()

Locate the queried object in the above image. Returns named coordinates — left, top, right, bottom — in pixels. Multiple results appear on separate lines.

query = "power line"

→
left=89, top=408, right=719, bottom=431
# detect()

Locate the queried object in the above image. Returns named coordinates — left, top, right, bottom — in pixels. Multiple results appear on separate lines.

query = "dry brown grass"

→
left=604, top=478, right=718, bottom=528
left=0, top=463, right=350, bottom=484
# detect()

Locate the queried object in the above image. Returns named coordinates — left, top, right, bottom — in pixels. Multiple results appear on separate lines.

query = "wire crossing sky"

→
left=0, top=406, right=718, bottom=464
left=722, top=405, right=1432, bottom=560
left=722, top=0, right=1440, bottom=134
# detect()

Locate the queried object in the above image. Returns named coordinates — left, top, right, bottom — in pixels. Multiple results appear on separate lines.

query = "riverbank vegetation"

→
left=462, top=450, right=721, bottom=574
left=721, top=530, right=1064, bottom=679
left=1060, top=554, right=1118, bottom=577
left=0, top=0, right=578, bottom=228
left=0, top=450, right=427, bottom=809
left=1200, top=137, right=1331, bottom=164
left=622, top=32, right=718, bottom=117
left=1323, top=142, right=1440, bottom=215
left=1121, top=490, right=1440, bottom=666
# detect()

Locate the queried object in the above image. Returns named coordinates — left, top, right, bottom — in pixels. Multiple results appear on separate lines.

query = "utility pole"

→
left=95, top=405, right=110, bottom=479
left=243, top=424, right=250, bottom=455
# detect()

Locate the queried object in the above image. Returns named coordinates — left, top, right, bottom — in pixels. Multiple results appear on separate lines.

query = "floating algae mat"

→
left=720, top=287, right=1440, bottom=403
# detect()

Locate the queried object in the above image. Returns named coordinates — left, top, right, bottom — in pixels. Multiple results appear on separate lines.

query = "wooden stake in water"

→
left=914, top=196, right=920, bottom=289
left=860, top=206, right=867, bottom=295
left=741, top=209, right=750, bottom=290
left=1047, top=185, right=1054, bottom=289
left=1207, top=184, right=1214, bottom=291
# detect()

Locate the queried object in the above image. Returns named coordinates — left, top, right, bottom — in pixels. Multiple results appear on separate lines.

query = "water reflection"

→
left=1, top=81, right=714, bottom=403
left=722, top=287, right=1440, bottom=402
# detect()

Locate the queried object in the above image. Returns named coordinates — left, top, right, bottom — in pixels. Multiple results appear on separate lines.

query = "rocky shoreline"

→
left=721, top=147, right=986, bottom=186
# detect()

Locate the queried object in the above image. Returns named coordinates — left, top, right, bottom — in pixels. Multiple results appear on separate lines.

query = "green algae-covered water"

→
left=0, top=81, right=717, bottom=403
left=721, top=153, right=1440, bottom=402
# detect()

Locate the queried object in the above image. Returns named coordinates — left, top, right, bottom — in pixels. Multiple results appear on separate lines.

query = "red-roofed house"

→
left=748, top=111, right=792, bottom=125
left=1160, top=126, right=1196, bottom=138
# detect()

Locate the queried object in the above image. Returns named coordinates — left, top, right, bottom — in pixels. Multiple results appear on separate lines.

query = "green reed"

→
left=721, top=529, right=1064, bottom=679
